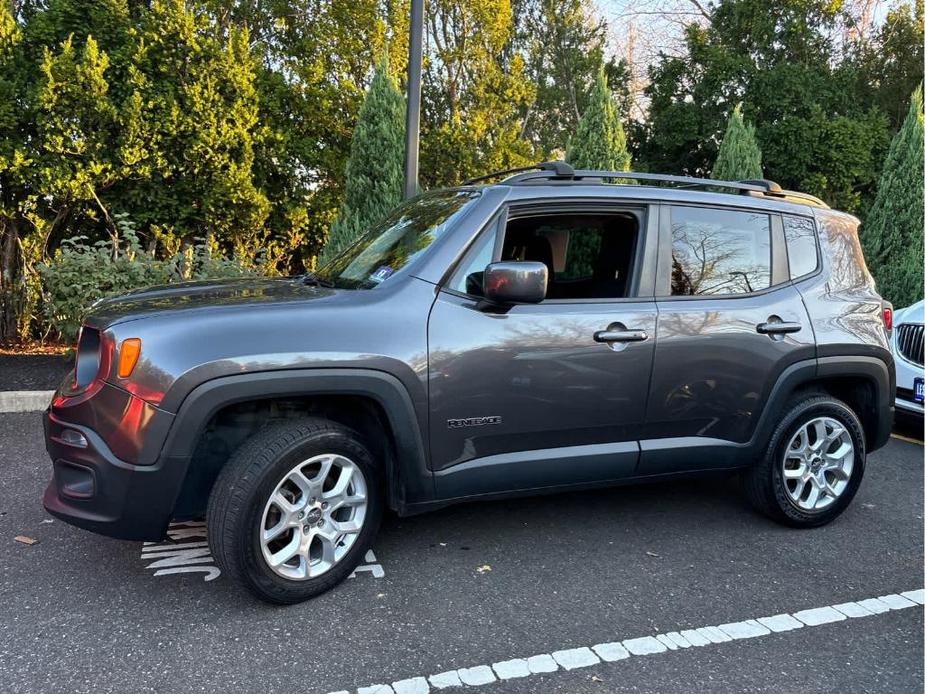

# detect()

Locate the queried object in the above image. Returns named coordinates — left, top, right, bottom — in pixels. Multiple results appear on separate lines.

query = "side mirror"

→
left=483, top=261, right=548, bottom=304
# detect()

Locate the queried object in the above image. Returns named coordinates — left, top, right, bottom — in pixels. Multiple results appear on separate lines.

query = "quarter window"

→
left=447, top=221, right=497, bottom=295
left=783, top=215, right=819, bottom=279
left=670, top=206, right=771, bottom=296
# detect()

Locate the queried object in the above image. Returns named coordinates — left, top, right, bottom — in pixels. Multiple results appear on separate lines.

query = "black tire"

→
left=207, top=417, right=382, bottom=604
left=743, top=393, right=866, bottom=527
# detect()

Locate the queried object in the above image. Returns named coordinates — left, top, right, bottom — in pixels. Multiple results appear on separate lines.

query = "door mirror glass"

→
left=483, top=261, right=548, bottom=304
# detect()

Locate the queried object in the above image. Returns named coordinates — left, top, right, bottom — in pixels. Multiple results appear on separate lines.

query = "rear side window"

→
left=783, top=215, right=819, bottom=279
left=669, top=206, right=771, bottom=296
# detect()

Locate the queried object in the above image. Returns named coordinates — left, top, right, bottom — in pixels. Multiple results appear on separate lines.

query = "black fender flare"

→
left=157, top=368, right=434, bottom=516
left=747, top=355, right=893, bottom=456
left=815, top=354, right=894, bottom=451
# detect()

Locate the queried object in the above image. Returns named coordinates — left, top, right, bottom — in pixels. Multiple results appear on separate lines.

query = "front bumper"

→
left=891, top=324, right=923, bottom=416
left=42, top=388, right=185, bottom=542
left=895, top=392, right=924, bottom=415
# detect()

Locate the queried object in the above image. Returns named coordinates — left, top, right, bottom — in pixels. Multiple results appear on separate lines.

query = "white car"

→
left=891, top=299, right=925, bottom=416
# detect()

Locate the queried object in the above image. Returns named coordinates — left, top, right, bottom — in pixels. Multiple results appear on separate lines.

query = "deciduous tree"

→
left=420, top=0, right=535, bottom=186
left=637, top=0, right=907, bottom=213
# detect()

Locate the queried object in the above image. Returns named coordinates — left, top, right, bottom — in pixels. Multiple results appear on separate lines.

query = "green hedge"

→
left=37, top=217, right=263, bottom=341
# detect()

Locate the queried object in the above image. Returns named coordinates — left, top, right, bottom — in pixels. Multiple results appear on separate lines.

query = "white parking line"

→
left=328, top=588, right=925, bottom=694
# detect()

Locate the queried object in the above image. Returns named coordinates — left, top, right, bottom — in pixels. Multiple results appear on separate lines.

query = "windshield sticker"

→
left=369, top=266, right=394, bottom=284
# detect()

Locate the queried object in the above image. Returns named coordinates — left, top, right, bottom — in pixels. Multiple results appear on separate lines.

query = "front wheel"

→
left=743, top=393, right=866, bottom=527
left=207, top=418, right=382, bottom=604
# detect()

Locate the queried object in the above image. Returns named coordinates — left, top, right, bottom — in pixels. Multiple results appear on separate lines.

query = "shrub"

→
left=37, top=216, right=262, bottom=341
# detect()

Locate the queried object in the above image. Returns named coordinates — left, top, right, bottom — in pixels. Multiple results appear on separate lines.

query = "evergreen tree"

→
left=712, top=104, right=763, bottom=180
left=566, top=68, right=631, bottom=172
left=321, top=54, right=405, bottom=265
left=862, top=85, right=924, bottom=307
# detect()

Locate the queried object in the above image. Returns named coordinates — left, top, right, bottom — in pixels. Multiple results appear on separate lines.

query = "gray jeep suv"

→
left=43, top=163, right=895, bottom=603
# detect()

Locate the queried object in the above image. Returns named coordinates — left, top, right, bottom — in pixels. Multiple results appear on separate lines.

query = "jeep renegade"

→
left=43, top=162, right=895, bottom=603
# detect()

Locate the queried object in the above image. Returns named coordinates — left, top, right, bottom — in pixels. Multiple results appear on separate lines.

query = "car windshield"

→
left=316, top=190, right=481, bottom=289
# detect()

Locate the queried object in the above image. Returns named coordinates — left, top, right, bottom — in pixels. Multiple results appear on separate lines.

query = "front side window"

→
left=449, top=211, right=640, bottom=300
left=783, top=215, right=819, bottom=279
left=670, top=206, right=771, bottom=296
left=317, top=190, right=480, bottom=289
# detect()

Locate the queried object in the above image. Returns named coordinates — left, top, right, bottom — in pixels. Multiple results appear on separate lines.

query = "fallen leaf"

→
left=40, top=519, right=54, bottom=524
left=645, top=551, right=660, bottom=558
left=439, top=542, right=447, bottom=547
left=15, top=535, right=38, bottom=545
left=476, top=564, right=491, bottom=574
left=591, top=675, right=604, bottom=683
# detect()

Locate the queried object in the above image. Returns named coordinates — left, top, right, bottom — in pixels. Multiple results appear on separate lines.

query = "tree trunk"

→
left=0, top=215, right=23, bottom=343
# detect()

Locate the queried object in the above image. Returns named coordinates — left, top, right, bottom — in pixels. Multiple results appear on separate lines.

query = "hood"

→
left=85, top=277, right=341, bottom=329
left=895, top=299, right=925, bottom=326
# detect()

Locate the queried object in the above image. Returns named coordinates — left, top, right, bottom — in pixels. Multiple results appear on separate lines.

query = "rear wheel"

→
left=743, top=394, right=866, bottom=527
left=207, top=418, right=382, bottom=604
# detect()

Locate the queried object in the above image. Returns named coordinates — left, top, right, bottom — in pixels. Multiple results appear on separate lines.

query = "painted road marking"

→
left=328, top=588, right=924, bottom=694
left=141, top=521, right=221, bottom=581
left=756, top=613, right=803, bottom=632
left=890, top=433, right=923, bottom=445
left=140, top=521, right=385, bottom=583
left=349, top=550, right=385, bottom=579
left=490, top=658, right=530, bottom=680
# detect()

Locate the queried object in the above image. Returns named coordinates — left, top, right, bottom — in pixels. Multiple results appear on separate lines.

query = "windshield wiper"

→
left=296, top=272, right=336, bottom=288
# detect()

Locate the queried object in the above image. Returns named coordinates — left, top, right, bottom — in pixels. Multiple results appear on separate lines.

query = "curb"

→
left=0, top=390, right=54, bottom=414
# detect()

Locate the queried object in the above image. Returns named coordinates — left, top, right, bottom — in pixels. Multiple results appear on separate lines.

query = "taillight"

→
left=882, top=303, right=893, bottom=332
left=117, top=338, right=142, bottom=378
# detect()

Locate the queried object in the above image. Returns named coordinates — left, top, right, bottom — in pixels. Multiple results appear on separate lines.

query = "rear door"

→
left=426, top=201, right=659, bottom=498
left=640, top=203, right=815, bottom=474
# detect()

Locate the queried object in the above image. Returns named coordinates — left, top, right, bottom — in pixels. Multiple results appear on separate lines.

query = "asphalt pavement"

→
left=0, top=355, right=71, bottom=391
left=1, top=411, right=922, bottom=694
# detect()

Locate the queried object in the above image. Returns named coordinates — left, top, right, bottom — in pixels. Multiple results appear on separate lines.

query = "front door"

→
left=426, top=203, right=659, bottom=499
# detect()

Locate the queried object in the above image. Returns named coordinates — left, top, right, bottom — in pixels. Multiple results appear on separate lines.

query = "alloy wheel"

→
left=781, top=416, right=854, bottom=512
left=259, top=454, right=368, bottom=580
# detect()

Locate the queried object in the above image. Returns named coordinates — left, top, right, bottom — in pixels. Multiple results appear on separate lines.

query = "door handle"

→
left=756, top=321, right=802, bottom=335
left=593, top=329, right=648, bottom=343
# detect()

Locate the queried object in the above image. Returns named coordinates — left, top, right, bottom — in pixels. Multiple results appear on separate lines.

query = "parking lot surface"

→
left=1, top=411, right=922, bottom=693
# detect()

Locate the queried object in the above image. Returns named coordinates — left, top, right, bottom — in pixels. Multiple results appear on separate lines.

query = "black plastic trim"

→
left=160, top=368, right=434, bottom=512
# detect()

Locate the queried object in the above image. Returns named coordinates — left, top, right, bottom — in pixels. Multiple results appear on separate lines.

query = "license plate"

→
left=915, top=378, right=924, bottom=402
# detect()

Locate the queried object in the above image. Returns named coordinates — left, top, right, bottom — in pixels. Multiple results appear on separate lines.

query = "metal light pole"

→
left=403, top=0, right=425, bottom=200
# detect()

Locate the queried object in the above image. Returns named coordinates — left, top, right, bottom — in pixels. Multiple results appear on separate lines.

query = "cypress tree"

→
left=862, top=86, right=925, bottom=308
left=566, top=68, right=631, bottom=173
left=321, top=53, right=405, bottom=265
left=712, top=104, right=763, bottom=181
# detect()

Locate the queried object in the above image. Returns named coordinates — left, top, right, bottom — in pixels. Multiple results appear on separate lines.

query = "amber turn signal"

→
left=117, top=338, right=142, bottom=378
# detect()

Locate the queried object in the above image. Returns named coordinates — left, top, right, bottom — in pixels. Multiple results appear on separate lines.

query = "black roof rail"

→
left=465, top=161, right=829, bottom=208
left=462, top=160, right=574, bottom=185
